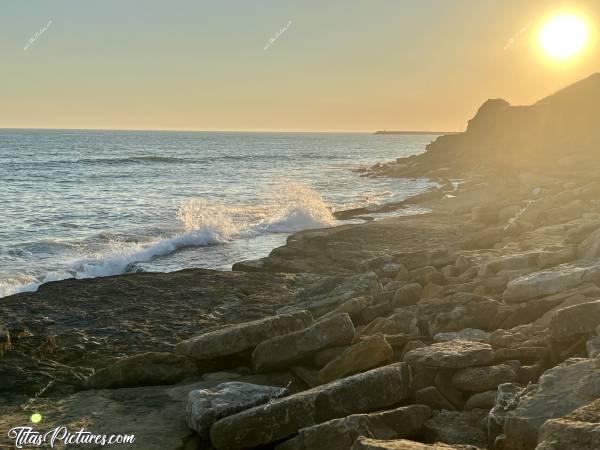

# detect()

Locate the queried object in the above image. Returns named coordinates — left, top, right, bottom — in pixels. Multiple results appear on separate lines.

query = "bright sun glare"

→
left=539, top=14, right=589, bottom=60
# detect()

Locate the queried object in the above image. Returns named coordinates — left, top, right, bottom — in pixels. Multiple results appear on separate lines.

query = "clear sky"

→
left=2, top=0, right=599, bottom=132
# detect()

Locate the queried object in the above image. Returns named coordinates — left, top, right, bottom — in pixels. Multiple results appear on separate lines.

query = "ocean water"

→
left=0, top=129, right=437, bottom=298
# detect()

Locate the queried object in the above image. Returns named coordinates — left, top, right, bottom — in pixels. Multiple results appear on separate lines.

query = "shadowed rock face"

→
left=376, top=73, right=600, bottom=179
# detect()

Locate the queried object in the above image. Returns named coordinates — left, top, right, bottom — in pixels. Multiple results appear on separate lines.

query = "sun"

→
left=539, top=14, right=589, bottom=60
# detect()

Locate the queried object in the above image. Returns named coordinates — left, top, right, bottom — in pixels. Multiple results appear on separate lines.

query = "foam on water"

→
left=0, top=182, right=337, bottom=297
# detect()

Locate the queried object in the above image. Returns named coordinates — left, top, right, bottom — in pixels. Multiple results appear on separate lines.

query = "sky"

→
left=1, top=0, right=599, bottom=132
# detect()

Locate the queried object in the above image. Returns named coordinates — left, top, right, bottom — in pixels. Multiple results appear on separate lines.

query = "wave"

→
left=0, top=182, right=336, bottom=298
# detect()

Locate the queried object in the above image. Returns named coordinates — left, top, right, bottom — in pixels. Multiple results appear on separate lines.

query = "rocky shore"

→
left=2, top=74, right=600, bottom=449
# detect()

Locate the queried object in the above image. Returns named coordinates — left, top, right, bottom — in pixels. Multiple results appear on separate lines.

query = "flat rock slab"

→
left=252, top=313, right=355, bottom=373
left=210, top=363, right=412, bottom=449
left=318, top=334, right=393, bottom=383
left=276, top=405, right=431, bottom=450
left=404, top=340, right=494, bottom=369
left=0, top=374, right=293, bottom=450
left=352, top=437, right=484, bottom=449
left=504, top=358, right=600, bottom=450
left=423, top=409, right=489, bottom=448
left=503, top=262, right=600, bottom=303
left=177, top=310, right=313, bottom=361
left=186, top=382, right=285, bottom=438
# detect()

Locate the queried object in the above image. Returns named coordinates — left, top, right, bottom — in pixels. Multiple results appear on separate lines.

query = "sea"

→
left=0, top=129, right=438, bottom=298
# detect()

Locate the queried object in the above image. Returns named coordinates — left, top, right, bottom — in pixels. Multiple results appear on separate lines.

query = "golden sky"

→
left=2, top=0, right=599, bottom=132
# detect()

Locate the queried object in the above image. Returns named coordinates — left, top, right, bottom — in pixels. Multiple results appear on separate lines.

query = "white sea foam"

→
left=0, top=183, right=336, bottom=298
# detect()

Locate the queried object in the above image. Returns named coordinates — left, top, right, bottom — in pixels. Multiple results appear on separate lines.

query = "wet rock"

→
left=415, top=386, right=456, bottom=411
left=423, top=409, right=489, bottom=449
left=86, top=352, right=204, bottom=389
left=464, top=391, right=497, bottom=410
left=434, top=329, right=491, bottom=344
left=404, top=340, right=494, bottom=369
left=176, top=311, right=314, bottom=360
left=252, top=313, right=355, bottom=373
left=186, top=382, right=285, bottom=438
left=535, top=398, right=600, bottom=450
left=451, top=364, right=517, bottom=392
left=210, top=363, right=412, bottom=449
left=549, top=299, right=600, bottom=341
left=503, top=358, right=600, bottom=450
left=393, top=283, right=423, bottom=307
left=276, top=405, right=431, bottom=450
left=352, top=437, right=484, bottom=449
left=319, top=334, right=393, bottom=383
left=417, top=293, right=501, bottom=336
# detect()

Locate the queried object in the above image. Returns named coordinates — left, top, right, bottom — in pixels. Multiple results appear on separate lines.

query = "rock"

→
left=503, top=358, right=600, bottom=450
left=401, top=340, right=428, bottom=360
left=535, top=398, right=600, bottom=450
left=549, top=299, right=600, bottom=341
left=494, top=347, right=545, bottom=364
left=384, top=280, right=408, bottom=293
left=434, top=329, right=491, bottom=344
left=186, top=382, right=285, bottom=438
left=393, top=283, right=423, bottom=307
left=352, top=437, right=484, bottom=449
left=502, top=262, right=600, bottom=303
left=410, top=266, right=444, bottom=286
left=0, top=326, right=10, bottom=357
left=252, top=313, right=355, bottom=372
left=577, top=227, right=600, bottom=259
left=210, top=363, right=412, bottom=449
left=291, top=366, right=321, bottom=388
left=319, top=335, right=393, bottom=383
left=404, top=340, right=494, bottom=369
left=176, top=310, right=314, bottom=360
left=313, top=346, right=349, bottom=368
left=423, top=409, right=489, bottom=448
left=586, top=336, right=600, bottom=358
left=451, top=364, right=517, bottom=392
left=276, top=405, right=431, bottom=450
left=487, top=383, right=525, bottom=447
left=3, top=373, right=293, bottom=450
left=464, top=391, right=497, bottom=410
left=359, top=308, right=417, bottom=337
left=415, top=386, right=456, bottom=411
left=435, top=371, right=466, bottom=410
left=417, top=293, right=501, bottom=336
left=320, top=296, right=377, bottom=324
left=537, top=247, right=576, bottom=269
left=86, top=352, right=204, bottom=389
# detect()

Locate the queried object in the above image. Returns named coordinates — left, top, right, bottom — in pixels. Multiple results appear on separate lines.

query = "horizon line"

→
left=0, top=126, right=458, bottom=134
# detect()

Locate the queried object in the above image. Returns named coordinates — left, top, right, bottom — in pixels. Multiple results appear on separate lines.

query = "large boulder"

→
left=252, top=313, right=355, bottom=372
left=548, top=299, right=600, bottom=341
left=209, top=363, right=412, bottom=449
left=423, top=409, right=489, bottom=448
left=352, top=437, right=484, bottom=449
left=276, top=405, right=431, bottom=450
left=451, top=364, right=517, bottom=392
left=186, top=382, right=285, bottom=438
left=535, top=398, right=600, bottom=450
left=417, top=293, right=501, bottom=336
left=175, top=311, right=313, bottom=360
left=86, top=352, right=203, bottom=389
left=319, top=334, right=393, bottom=383
left=503, top=358, right=600, bottom=450
left=404, top=340, right=494, bottom=369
